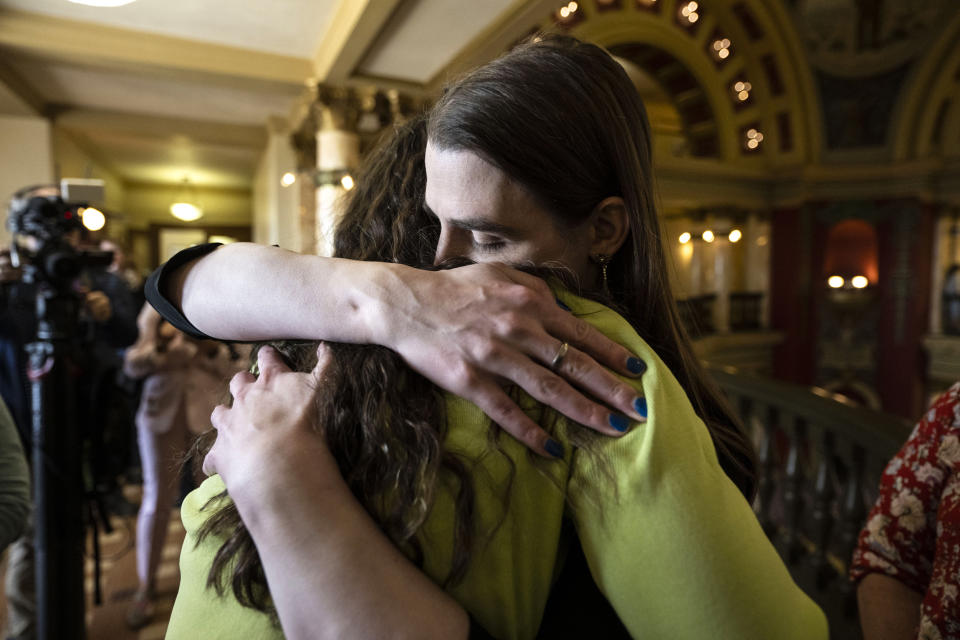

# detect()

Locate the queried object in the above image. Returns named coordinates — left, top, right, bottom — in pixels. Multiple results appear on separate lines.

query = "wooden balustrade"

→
left=944, top=292, right=960, bottom=335
left=729, top=291, right=763, bottom=331
left=677, top=294, right=716, bottom=336
left=709, top=366, right=911, bottom=639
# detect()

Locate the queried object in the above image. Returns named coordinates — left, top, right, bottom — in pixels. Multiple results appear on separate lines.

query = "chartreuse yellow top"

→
left=166, top=292, right=828, bottom=640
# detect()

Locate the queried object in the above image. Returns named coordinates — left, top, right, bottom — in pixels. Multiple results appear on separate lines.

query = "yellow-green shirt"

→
left=166, top=292, right=828, bottom=640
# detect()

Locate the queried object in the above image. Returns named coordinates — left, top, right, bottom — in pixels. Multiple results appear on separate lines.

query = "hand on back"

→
left=382, top=262, right=647, bottom=458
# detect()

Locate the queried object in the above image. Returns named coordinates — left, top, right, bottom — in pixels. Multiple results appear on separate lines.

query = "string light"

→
left=680, top=1, right=699, bottom=23
left=702, top=230, right=715, bottom=243
left=828, top=276, right=844, bottom=288
left=340, top=174, right=355, bottom=190
left=559, top=1, right=578, bottom=18
left=728, top=229, right=742, bottom=243
left=679, top=232, right=691, bottom=244
left=851, top=276, right=869, bottom=289
left=746, top=128, right=764, bottom=150
left=281, top=172, right=296, bottom=187
left=712, top=39, right=731, bottom=60
left=734, top=80, right=752, bottom=102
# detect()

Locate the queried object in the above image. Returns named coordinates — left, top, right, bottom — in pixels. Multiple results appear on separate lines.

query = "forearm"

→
left=857, top=573, right=923, bottom=640
left=169, top=243, right=404, bottom=343
left=234, top=456, right=469, bottom=640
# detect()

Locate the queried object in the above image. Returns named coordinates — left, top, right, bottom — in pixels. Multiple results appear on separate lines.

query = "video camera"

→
left=7, top=180, right=112, bottom=288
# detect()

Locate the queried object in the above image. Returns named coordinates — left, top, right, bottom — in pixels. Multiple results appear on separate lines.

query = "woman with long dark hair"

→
left=154, top=36, right=826, bottom=639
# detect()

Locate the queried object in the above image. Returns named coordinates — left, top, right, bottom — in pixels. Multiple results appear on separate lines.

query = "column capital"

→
left=314, top=84, right=362, bottom=133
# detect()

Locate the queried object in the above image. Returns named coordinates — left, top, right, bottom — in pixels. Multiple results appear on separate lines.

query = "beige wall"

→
left=0, top=114, right=53, bottom=247
left=52, top=129, right=126, bottom=213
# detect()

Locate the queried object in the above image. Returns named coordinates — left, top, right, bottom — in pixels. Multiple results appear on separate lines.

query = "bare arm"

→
left=163, top=242, right=648, bottom=457
left=203, top=346, right=469, bottom=640
left=857, top=574, right=922, bottom=640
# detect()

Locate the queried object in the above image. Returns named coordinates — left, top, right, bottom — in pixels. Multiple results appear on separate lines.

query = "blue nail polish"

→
left=627, top=357, right=646, bottom=375
left=545, top=438, right=565, bottom=458
left=556, top=298, right=571, bottom=311
left=608, top=414, right=630, bottom=432
left=633, top=397, right=648, bottom=419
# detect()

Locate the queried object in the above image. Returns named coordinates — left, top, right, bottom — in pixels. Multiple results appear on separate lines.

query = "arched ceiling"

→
left=892, top=10, right=960, bottom=162
left=551, top=0, right=819, bottom=167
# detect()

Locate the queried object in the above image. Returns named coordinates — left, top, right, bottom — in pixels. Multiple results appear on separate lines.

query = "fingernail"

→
left=545, top=438, right=565, bottom=459
left=556, top=298, right=571, bottom=311
left=633, top=397, right=648, bottom=419
left=627, top=357, right=646, bottom=375
left=608, top=414, right=630, bottom=432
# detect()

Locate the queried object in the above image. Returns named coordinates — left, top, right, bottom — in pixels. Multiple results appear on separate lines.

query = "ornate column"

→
left=314, top=86, right=360, bottom=257
left=712, top=216, right=732, bottom=334
left=251, top=116, right=299, bottom=247
left=290, top=87, right=319, bottom=255
left=746, top=212, right=772, bottom=328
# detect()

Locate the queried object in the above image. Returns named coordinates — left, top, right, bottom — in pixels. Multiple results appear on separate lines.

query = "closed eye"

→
left=471, top=236, right=507, bottom=253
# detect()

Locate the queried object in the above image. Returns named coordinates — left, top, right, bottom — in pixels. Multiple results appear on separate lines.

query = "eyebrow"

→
left=423, top=202, right=520, bottom=237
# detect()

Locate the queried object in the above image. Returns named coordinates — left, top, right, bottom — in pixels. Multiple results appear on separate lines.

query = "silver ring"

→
left=550, top=342, right=569, bottom=371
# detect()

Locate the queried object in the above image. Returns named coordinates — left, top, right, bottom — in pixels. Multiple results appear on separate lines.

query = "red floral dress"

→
left=850, top=382, right=960, bottom=640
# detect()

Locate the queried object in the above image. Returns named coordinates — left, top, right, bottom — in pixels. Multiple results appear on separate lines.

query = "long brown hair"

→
left=197, top=35, right=756, bottom=616
left=428, top=34, right=756, bottom=498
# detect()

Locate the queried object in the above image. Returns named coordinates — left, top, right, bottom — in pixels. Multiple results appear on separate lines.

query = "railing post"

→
left=838, top=445, right=867, bottom=618
left=782, top=415, right=807, bottom=564
left=756, top=405, right=778, bottom=537
left=809, top=430, right=836, bottom=589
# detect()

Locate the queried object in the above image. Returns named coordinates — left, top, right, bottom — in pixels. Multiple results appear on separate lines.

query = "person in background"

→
left=82, top=237, right=141, bottom=516
left=0, top=395, right=29, bottom=552
left=122, top=302, right=242, bottom=629
left=851, top=382, right=960, bottom=640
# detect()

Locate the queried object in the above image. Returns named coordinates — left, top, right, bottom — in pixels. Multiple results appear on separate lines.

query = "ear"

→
left=589, top=197, right=630, bottom=257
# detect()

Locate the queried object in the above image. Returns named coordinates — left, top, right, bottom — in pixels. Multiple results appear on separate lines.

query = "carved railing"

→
left=709, top=366, right=912, bottom=640
left=944, top=292, right=960, bottom=335
left=729, top=291, right=763, bottom=331
left=678, top=294, right=716, bottom=336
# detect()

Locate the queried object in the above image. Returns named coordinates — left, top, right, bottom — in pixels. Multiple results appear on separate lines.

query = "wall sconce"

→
left=828, top=275, right=870, bottom=290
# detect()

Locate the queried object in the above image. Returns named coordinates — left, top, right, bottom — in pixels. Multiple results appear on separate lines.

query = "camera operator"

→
left=0, top=185, right=135, bottom=640
left=80, top=239, right=140, bottom=517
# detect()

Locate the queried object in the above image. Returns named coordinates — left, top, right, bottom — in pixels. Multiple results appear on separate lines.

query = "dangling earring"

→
left=591, top=253, right=611, bottom=296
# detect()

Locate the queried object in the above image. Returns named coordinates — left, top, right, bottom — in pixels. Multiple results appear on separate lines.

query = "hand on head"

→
left=203, top=344, right=339, bottom=501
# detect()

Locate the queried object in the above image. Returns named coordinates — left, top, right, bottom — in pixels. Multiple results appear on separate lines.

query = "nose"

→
left=433, top=227, right=464, bottom=265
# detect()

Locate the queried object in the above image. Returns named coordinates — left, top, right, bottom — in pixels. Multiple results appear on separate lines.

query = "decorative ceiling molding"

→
left=54, top=108, right=267, bottom=150
left=891, top=10, right=960, bottom=161
left=424, top=0, right=557, bottom=92
left=0, top=58, right=45, bottom=116
left=0, top=8, right=313, bottom=86
left=312, top=0, right=406, bottom=83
